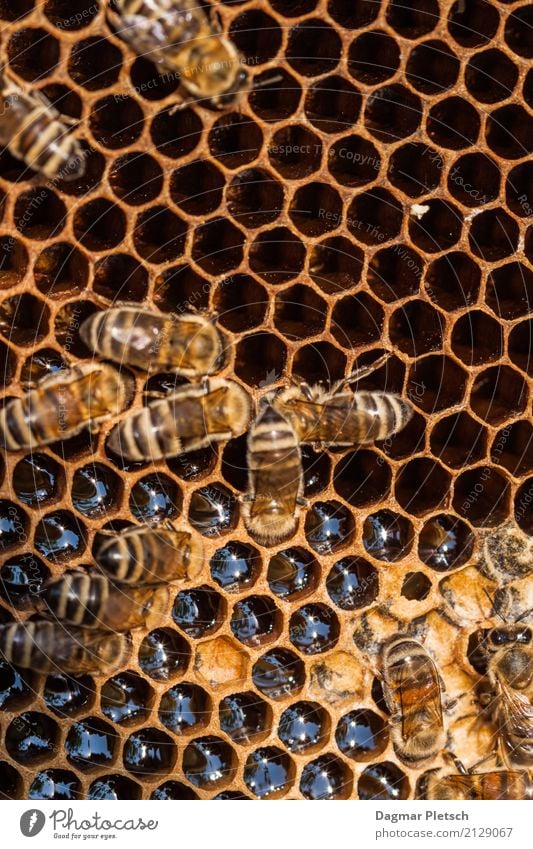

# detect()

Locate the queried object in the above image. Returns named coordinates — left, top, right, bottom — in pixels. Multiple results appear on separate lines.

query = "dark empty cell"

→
left=34, top=510, right=86, bottom=562
left=388, top=143, right=442, bottom=198
left=221, top=434, right=249, bottom=493
left=292, top=341, right=346, bottom=385
left=226, top=168, right=283, bottom=228
left=486, top=263, right=533, bottom=320
left=183, top=736, right=236, bottom=789
left=470, top=366, right=527, bottom=425
left=167, top=446, right=217, bottom=482
left=453, top=466, right=511, bottom=526
left=151, top=781, right=198, bottom=800
left=425, top=252, right=481, bottom=311
left=348, top=30, right=400, bottom=85
left=90, top=95, right=144, bottom=149
left=302, top=446, right=331, bottom=497
left=491, top=420, right=533, bottom=476
left=387, top=0, right=439, bottom=37
left=49, top=430, right=97, bottom=463
left=172, top=585, right=224, bottom=638
left=72, top=463, right=122, bottom=518
left=12, top=453, right=62, bottom=507
left=44, top=673, right=94, bottom=717
left=231, top=596, right=281, bottom=647
left=465, top=48, right=518, bottom=104
left=409, top=199, right=463, bottom=253
left=252, top=648, right=305, bottom=699
left=249, top=226, right=305, bottom=284
left=358, top=761, right=410, bottom=800
left=362, top=510, right=414, bottom=561
left=93, top=254, right=148, bottom=303
left=219, top=692, right=270, bottom=744
left=505, top=4, right=533, bottom=57
left=39, top=82, right=82, bottom=121
left=0, top=553, right=49, bottom=608
left=45, top=0, right=98, bottom=29
left=34, top=243, right=88, bottom=300
left=469, top=208, right=519, bottom=261
left=14, top=189, right=66, bottom=241
left=267, top=547, right=320, bottom=600
left=188, top=484, right=237, bottom=537
left=448, top=0, right=500, bottom=47
left=249, top=68, right=302, bottom=122
left=29, top=769, right=81, bottom=800
left=235, top=332, right=286, bottom=388
left=448, top=153, right=500, bottom=208
left=347, top=188, right=402, bottom=245
left=300, top=754, right=353, bottom=800
left=244, top=747, right=294, bottom=798
left=159, top=682, right=211, bottom=735
left=191, top=216, right=244, bottom=274
left=130, top=57, right=180, bottom=101
left=486, top=105, right=533, bottom=159
left=170, top=160, right=224, bottom=217
left=309, top=236, right=363, bottom=296
left=211, top=541, right=260, bottom=592
left=230, top=10, right=281, bottom=63
left=88, top=775, right=142, bottom=800
left=305, top=501, right=355, bottom=555
left=6, top=712, right=59, bottom=765
left=406, top=40, right=459, bottom=94
left=326, top=556, right=379, bottom=611
left=389, top=300, right=443, bottom=357
left=401, top=570, right=432, bottom=600
left=0, top=661, right=33, bottom=709
left=110, top=153, right=163, bottom=206
left=509, top=320, right=533, bottom=376
left=150, top=106, right=201, bottom=159
left=332, top=293, right=383, bottom=349
left=286, top=19, right=341, bottom=77
left=54, top=300, right=98, bottom=358
left=208, top=111, right=262, bottom=167
left=274, top=284, right=327, bottom=340
left=123, top=728, right=177, bottom=777
left=278, top=701, right=329, bottom=753
left=0, top=501, right=28, bottom=551
left=139, top=627, right=190, bottom=681
left=506, top=162, right=533, bottom=218
left=0, top=1, right=34, bottom=21
left=153, top=264, right=210, bottom=313
left=395, top=458, right=451, bottom=515
left=0, top=293, right=49, bottom=347
left=454, top=309, right=505, bottom=367
left=427, top=97, right=480, bottom=149
left=101, top=671, right=154, bottom=726
left=368, top=245, right=424, bottom=303
left=0, top=340, right=15, bottom=385
left=214, top=275, right=267, bottom=333
left=20, top=348, right=66, bottom=385
left=73, top=199, right=126, bottom=251
left=7, top=27, right=58, bottom=81
left=328, top=0, right=379, bottom=27
left=334, top=450, right=391, bottom=508
left=269, top=124, right=322, bottom=179
left=418, top=514, right=473, bottom=572
left=289, top=182, right=342, bottom=237
left=0, top=236, right=28, bottom=288
left=129, top=473, right=181, bottom=524
left=336, top=709, right=389, bottom=761
left=364, top=85, right=422, bottom=143
left=515, top=479, right=533, bottom=533
left=134, top=206, right=187, bottom=264
left=430, top=412, right=487, bottom=468
left=68, top=37, right=122, bottom=90
left=328, top=136, right=381, bottom=188
left=304, top=75, right=362, bottom=135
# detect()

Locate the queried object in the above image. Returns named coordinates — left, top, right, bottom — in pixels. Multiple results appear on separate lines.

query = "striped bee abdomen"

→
left=93, top=525, right=204, bottom=584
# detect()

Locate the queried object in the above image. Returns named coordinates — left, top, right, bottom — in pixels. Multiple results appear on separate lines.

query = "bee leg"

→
left=443, top=751, right=468, bottom=774
left=331, top=351, right=393, bottom=395
left=468, top=746, right=500, bottom=772
left=209, top=7, right=224, bottom=33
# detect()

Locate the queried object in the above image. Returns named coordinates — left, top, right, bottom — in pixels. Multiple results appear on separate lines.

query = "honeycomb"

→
left=0, top=0, right=532, bottom=800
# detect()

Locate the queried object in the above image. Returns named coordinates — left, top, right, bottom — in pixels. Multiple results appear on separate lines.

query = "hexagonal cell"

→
left=407, top=355, right=467, bottom=413
left=123, top=727, right=177, bottom=777
left=110, top=152, right=164, bottom=206
left=418, top=514, right=474, bottom=572
left=326, top=557, right=379, bottom=611
left=286, top=18, right=340, bottom=77
left=266, top=547, right=320, bottom=602
left=401, top=571, right=432, bottom=600
left=395, top=458, right=451, bottom=516
left=172, top=585, right=225, bottom=638
left=0, top=1, right=34, bottom=21
left=368, top=244, right=424, bottom=303
left=388, top=143, right=443, bottom=198
left=170, top=160, right=224, bottom=216
left=289, top=182, right=342, bottom=237
left=90, top=96, right=144, bottom=149
left=430, top=412, right=487, bottom=468
left=328, top=135, right=381, bottom=188
left=88, top=775, right=142, bottom=800
left=43, top=673, right=94, bottom=717
left=364, top=85, right=422, bottom=143
left=334, top=450, right=391, bottom=508
left=214, top=274, right=268, bottom=333
left=250, top=67, right=302, bottom=122
left=292, top=341, right=347, bottom=385
left=230, top=595, right=282, bottom=647
left=219, top=691, right=271, bottom=744
left=332, top=293, right=383, bottom=350
left=138, top=627, right=191, bottom=682
left=71, top=462, right=122, bottom=518
left=0, top=553, right=50, bottom=609
left=308, top=236, right=363, bottom=296
left=486, top=105, right=533, bottom=159
left=0, top=234, right=29, bottom=289
left=0, top=292, right=49, bottom=347
left=453, top=466, right=511, bottom=526
left=65, top=715, right=118, bottom=771
left=269, top=124, right=322, bottom=178
left=427, top=96, right=480, bottom=150
left=28, top=769, right=81, bottom=800
left=68, top=36, right=122, bottom=89
left=491, top=421, right=533, bottom=477
left=289, top=603, right=340, bottom=655
left=348, top=30, right=400, bottom=84
left=451, top=310, right=503, bottom=366
left=230, top=8, right=281, bottom=63
left=44, top=0, right=99, bottom=29
left=278, top=700, right=329, bottom=753
left=154, top=264, right=210, bottom=314
left=14, top=188, right=66, bottom=241
left=226, top=167, right=283, bottom=229
left=8, top=27, right=59, bottom=81
left=235, top=332, right=286, bottom=388
left=244, top=746, right=295, bottom=798
left=0, top=761, right=23, bottom=799
left=274, top=284, right=327, bottom=340
left=358, top=761, right=410, bottom=800
left=12, top=453, right=63, bottom=508
left=129, top=473, right=181, bottom=524
left=34, top=243, right=89, bottom=300
left=101, top=671, right=155, bottom=726
left=425, top=251, right=481, bottom=311
left=300, top=754, right=353, bottom=800
left=6, top=711, right=60, bottom=765
left=134, top=206, right=187, bottom=264
left=192, top=216, right=244, bottom=274
left=470, top=366, right=527, bottom=425
left=469, top=208, right=519, bottom=262
left=188, top=483, right=238, bottom=537
left=93, top=253, right=149, bottom=303
left=406, top=39, right=459, bottom=93
left=336, top=709, right=389, bottom=762
left=362, top=510, right=414, bottom=562
left=465, top=48, right=518, bottom=103
left=486, top=263, right=533, bottom=320
left=159, top=682, right=211, bottom=735
left=74, top=198, right=126, bottom=251
left=195, top=636, right=250, bottom=690
left=210, top=540, right=261, bottom=592
left=54, top=299, right=98, bottom=359
left=0, top=661, right=34, bottom=710
left=0, top=500, right=29, bottom=552
left=252, top=648, right=305, bottom=700
left=304, top=499, right=355, bottom=555
left=249, top=226, right=305, bottom=284
left=20, top=347, right=66, bottom=385
left=183, top=735, right=236, bottom=789
left=208, top=111, right=262, bottom=167
left=506, top=162, right=533, bottom=218
left=389, top=300, right=443, bottom=357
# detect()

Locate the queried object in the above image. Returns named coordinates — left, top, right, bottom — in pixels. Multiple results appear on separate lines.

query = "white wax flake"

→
left=410, top=204, right=430, bottom=220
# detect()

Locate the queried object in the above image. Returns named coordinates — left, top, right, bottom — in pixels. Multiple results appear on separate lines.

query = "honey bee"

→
left=93, top=524, right=204, bottom=584
left=41, top=571, right=169, bottom=632
left=271, top=355, right=413, bottom=448
left=0, top=363, right=132, bottom=451
left=478, top=522, right=533, bottom=582
left=108, top=0, right=248, bottom=108
left=80, top=306, right=226, bottom=377
left=419, top=758, right=532, bottom=800
left=107, top=377, right=251, bottom=462
left=242, top=402, right=304, bottom=546
left=381, top=637, right=445, bottom=767
left=493, top=580, right=533, bottom=626
left=0, top=621, right=130, bottom=675
left=475, top=623, right=533, bottom=767
left=0, top=77, right=85, bottom=180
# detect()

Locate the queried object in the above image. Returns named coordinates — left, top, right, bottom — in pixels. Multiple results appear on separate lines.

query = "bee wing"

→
left=398, top=658, right=443, bottom=741
left=498, top=679, right=533, bottom=736
left=0, top=92, right=28, bottom=146
left=282, top=395, right=390, bottom=446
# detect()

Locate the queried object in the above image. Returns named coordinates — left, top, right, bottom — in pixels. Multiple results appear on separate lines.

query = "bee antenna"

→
left=253, top=73, right=284, bottom=89
left=515, top=607, right=533, bottom=623
left=483, top=588, right=507, bottom=623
